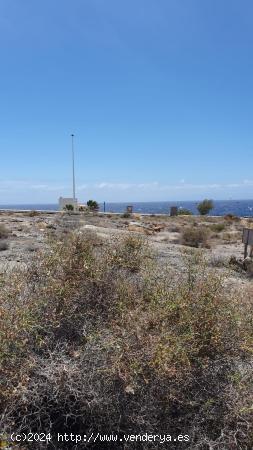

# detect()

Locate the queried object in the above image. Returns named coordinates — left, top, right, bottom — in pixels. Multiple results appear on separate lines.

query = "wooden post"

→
left=170, top=206, right=178, bottom=216
left=242, top=228, right=253, bottom=259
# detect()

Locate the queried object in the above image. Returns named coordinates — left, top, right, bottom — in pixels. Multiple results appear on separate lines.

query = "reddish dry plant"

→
left=0, top=232, right=253, bottom=449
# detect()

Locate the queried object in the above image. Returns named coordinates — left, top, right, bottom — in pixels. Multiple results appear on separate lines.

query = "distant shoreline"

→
left=1, top=209, right=253, bottom=219
left=1, top=200, right=253, bottom=217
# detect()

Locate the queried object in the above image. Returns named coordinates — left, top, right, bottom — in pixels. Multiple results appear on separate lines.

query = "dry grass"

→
left=209, top=255, right=229, bottom=268
left=27, top=210, right=40, bottom=217
left=222, top=231, right=241, bottom=243
left=0, top=241, right=9, bottom=251
left=224, top=214, right=241, bottom=222
left=0, top=224, right=9, bottom=239
left=181, top=226, right=210, bottom=248
left=210, top=223, right=226, bottom=233
left=0, top=231, right=253, bottom=449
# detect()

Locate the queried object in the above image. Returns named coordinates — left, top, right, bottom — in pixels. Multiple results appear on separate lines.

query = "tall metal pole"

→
left=71, top=134, right=76, bottom=200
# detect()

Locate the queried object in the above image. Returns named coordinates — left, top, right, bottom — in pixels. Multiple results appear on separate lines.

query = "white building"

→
left=59, top=197, right=78, bottom=211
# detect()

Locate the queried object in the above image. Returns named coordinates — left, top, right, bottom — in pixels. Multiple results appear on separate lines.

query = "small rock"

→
left=46, top=224, right=56, bottom=229
left=0, top=241, right=9, bottom=251
left=243, top=256, right=253, bottom=275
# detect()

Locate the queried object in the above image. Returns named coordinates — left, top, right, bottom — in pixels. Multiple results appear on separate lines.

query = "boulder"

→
left=152, top=224, right=166, bottom=232
left=243, top=256, right=253, bottom=275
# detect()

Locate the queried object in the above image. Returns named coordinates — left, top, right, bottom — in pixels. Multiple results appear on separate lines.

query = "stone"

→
left=243, top=256, right=253, bottom=275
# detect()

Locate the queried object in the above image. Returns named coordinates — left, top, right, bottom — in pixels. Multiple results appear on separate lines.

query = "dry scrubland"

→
left=0, top=211, right=253, bottom=449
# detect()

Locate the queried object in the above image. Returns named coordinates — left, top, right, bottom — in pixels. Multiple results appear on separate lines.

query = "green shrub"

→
left=178, top=208, right=193, bottom=215
left=28, top=210, right=39, bottom=217
left=210, top=223, right=226, bottom=232
left=87, top=199, right=99, bottom=211
left=121, top=212, right=131, bottom=218
left=64, top=204, right=74, bottom=211
left=181, top=226, right=210, bottom=247
left=197, top=199, right=214, bottom=215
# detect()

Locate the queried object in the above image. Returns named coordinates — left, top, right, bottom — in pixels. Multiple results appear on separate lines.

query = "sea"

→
left=1, top=200, right=253, bottom=217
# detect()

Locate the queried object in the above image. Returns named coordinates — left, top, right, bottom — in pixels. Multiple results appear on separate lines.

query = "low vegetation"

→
left=178, top=208, right=193, bottom=215
left=28, top=210, right=40, bottom=217
left=181, top=226, right=210, bottom=248
left=0, top=231, right=253, bottom=449
left=209, top=255, right=229, bottom=268
left=197, top=199, right=214, bottom=216
left=224, top=213, right=240, bottom=222
left=0, top=224, right=9, bottom=239
left=0, top=241, right=9, bottom=251
left=210, top=223, right=226, bottom=233
left=87, top=199, right=99, bottom=211
left=121, top=212, right=131, bottom=218
left=64, top=204, right=74, bottom=211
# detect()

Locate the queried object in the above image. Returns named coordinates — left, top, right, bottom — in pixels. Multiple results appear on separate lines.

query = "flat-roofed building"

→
left=59, top=197, right=78, bottom=211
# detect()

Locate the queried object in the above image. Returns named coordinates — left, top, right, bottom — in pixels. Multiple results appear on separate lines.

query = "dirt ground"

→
left=0, top=210, right=252, bottom=289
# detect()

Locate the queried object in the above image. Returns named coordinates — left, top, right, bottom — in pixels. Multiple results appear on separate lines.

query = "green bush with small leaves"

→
left=197, top=199, right=214, bottom=215
left=64, top=204, right=74, bottom=211
left=178, top=208, right=193, bottom=215
left=87, top=199, right=99, bottom=211
left=181, top=226, right=210, bottom=247
left=210, top=223, right=226, bottom=232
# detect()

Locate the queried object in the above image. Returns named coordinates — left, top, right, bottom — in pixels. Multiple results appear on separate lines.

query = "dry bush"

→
left=210, top=223, right=226, bottom=233
left=224, top=214, right=240, bottom=222
left=121, top=212, right=131, bottom=218
left=0, top=224, right=9, bottom=239
left=209, top=255, right=228, bottom=268
left=27, top=210, right=40, bottom=217
left=181, top=226, right=210, bottom=248
left=168, top=224, right=181, bottom=232
left=106, top=234, right=151, bottom=273
left=0, top=241, right=9, bottom=251
left=222, top=231, right=241, bottom=243
left=177, top=208, right=192, bottom=215
left=0, top=233, right=253, bottom=449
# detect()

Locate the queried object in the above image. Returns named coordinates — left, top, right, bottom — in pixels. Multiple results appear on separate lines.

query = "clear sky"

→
left=1, top=0, right=253, bottom=203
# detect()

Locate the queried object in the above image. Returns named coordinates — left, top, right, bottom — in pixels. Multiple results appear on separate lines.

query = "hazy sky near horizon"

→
left=1, top=0, right=253, bottom=203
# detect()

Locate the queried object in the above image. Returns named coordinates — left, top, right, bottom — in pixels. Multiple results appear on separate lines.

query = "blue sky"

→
left=1, top=0, right=253, bottom=203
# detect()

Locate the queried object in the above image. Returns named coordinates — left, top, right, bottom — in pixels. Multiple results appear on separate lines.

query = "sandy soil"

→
left=0, top=211, right=252, bottom=289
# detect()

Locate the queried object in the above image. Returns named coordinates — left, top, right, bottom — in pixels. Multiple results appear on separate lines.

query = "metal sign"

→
left=242, top=228, right=253, bottom=258
left=242, top=228, right=253, bottom=245
left=170, top=206, right=178, bottom=216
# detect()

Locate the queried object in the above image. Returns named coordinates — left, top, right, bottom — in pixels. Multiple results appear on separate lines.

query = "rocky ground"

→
left=0, top=210, right=252, bottom=288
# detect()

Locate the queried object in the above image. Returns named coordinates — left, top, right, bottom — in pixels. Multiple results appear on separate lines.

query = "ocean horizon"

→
left=1, top=199, right=253, bottom=217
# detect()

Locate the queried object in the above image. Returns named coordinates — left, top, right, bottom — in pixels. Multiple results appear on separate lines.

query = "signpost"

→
left=242, top=228, right=253, bottom=258
left=71, top=134, right=76, bottom=201
left=170, top=206, right=178, bottom=216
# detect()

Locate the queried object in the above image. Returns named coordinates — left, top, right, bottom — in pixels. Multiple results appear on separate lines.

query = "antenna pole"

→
left=71, top=134, right=76, bottom=200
